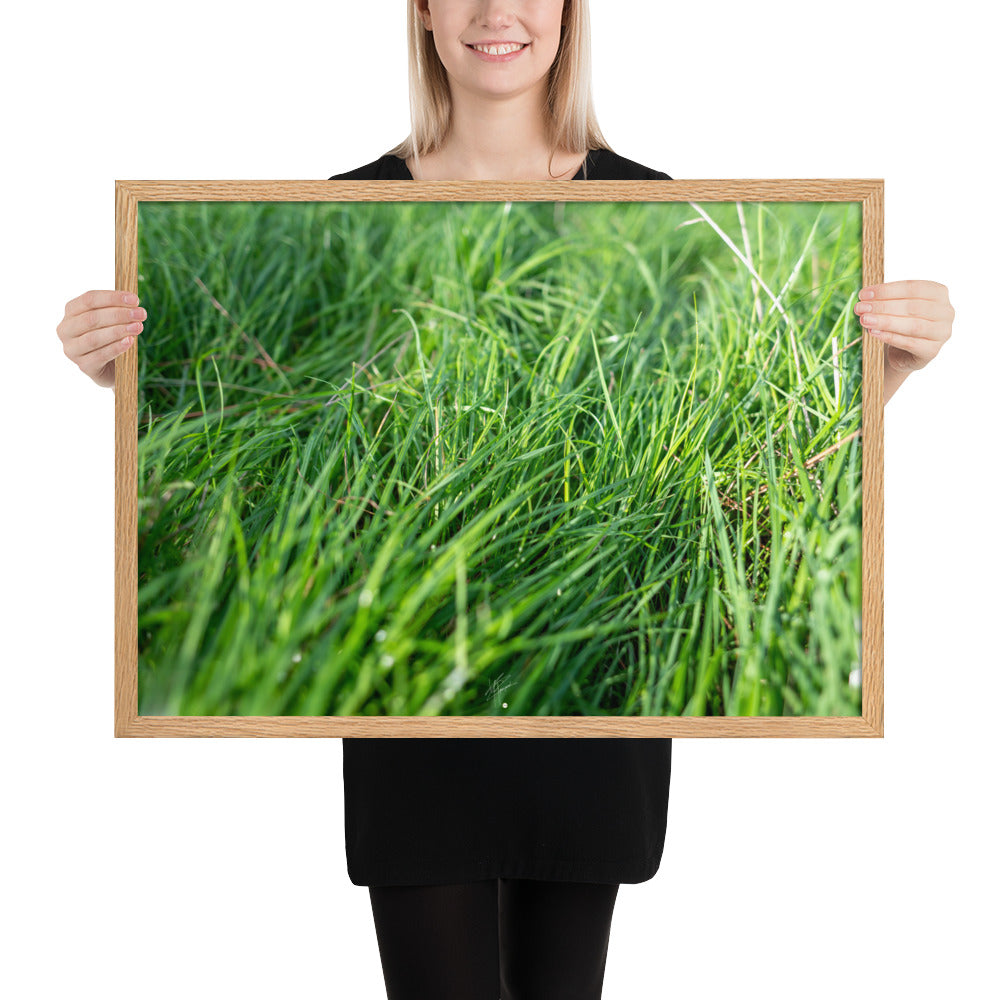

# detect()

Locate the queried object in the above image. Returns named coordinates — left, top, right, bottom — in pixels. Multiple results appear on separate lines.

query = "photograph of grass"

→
left=114, top=180, right=884, bottom=737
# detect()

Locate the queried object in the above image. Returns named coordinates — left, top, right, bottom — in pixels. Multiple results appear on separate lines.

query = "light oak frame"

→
left=115, top=179, right=884, bottom=738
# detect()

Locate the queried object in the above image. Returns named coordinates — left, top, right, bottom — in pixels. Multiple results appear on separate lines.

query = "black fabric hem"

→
left=349, top=846, right=665, bottom=888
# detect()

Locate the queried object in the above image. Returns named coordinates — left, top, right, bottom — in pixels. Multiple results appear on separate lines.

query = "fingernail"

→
left=856, top=302, right=871, bottom=313
left=127, top=322, right=142, bottom=333
left=859, top=288, right=874, bottom=300
left=122, top=292, right=139, bottom=306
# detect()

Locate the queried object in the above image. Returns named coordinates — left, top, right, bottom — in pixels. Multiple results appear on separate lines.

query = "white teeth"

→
left=471, top=43, right=526, bottom=55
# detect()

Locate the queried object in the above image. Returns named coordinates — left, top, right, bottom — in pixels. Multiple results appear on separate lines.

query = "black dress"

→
left=330, top=147, right=673, bottom=887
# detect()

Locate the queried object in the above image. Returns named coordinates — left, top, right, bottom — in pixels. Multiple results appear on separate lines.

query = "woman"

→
left=56, top=2, right=953, bottom=997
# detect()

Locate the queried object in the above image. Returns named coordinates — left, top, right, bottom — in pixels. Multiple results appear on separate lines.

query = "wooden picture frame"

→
left=115, top=179, right=883, bottom=738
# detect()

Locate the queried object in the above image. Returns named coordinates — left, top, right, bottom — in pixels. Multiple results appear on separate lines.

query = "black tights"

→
left=368, top=878, right=620, bottom=1000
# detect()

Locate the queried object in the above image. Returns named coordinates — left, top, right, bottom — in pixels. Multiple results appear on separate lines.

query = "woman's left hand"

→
left=854, top=279, right=954, bottom=373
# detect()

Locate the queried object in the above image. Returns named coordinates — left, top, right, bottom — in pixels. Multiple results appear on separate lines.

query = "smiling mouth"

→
left=466, top=42, right=529, bottom=55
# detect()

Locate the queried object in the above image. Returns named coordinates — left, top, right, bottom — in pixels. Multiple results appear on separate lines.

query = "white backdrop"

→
left=4, top=2, right=997, bottom=997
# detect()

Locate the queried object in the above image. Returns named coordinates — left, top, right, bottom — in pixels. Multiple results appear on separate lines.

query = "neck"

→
left=435, top=81, right=559, bottom=179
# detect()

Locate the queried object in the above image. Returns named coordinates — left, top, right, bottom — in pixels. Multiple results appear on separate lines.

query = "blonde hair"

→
left=384, top=0, right=612, bottom=178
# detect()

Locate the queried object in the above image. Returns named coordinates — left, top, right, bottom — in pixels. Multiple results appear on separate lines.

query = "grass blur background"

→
left=136, top=198, right=862, bottom=717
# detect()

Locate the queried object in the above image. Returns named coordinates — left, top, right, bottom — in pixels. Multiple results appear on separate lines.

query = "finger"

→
left=854, top=297, right=954, bottom=322
left=856, top=312, right=946, bottom=341
left=77, top=331, right=140, bottom=379
left=63, top=289, right=139, bottom=319
left=59, top=304, right=147, bottom=343
left=865, top=326, right=938, bottom=359
left=859, top=279, right=949, bottom=302
left=61, top=317, right=144, bottom=362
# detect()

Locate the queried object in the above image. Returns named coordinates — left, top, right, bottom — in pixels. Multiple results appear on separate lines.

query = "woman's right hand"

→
left=57, top=290, right=146, bottom=389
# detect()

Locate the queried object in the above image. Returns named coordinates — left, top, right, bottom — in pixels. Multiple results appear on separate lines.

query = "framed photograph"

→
left=114, top=179, right=883, bottom=737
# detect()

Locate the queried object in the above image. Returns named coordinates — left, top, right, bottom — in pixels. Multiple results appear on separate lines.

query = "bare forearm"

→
left=883, top=356, right=911, bottom=406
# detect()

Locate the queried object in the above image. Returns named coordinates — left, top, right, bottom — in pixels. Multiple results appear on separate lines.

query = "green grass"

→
left=136, top=198, right=863, bottom=717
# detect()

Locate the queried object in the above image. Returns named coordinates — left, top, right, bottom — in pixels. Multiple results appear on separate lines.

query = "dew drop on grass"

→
left=848, top=667, right=861, bottom=689
left=380, top=654, right=394, bottom=667
left=502, top=702, right=508, bottom=709
left=359, top=589, right=373, bottom=607
left=375, top=629, right=387, bottom=642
